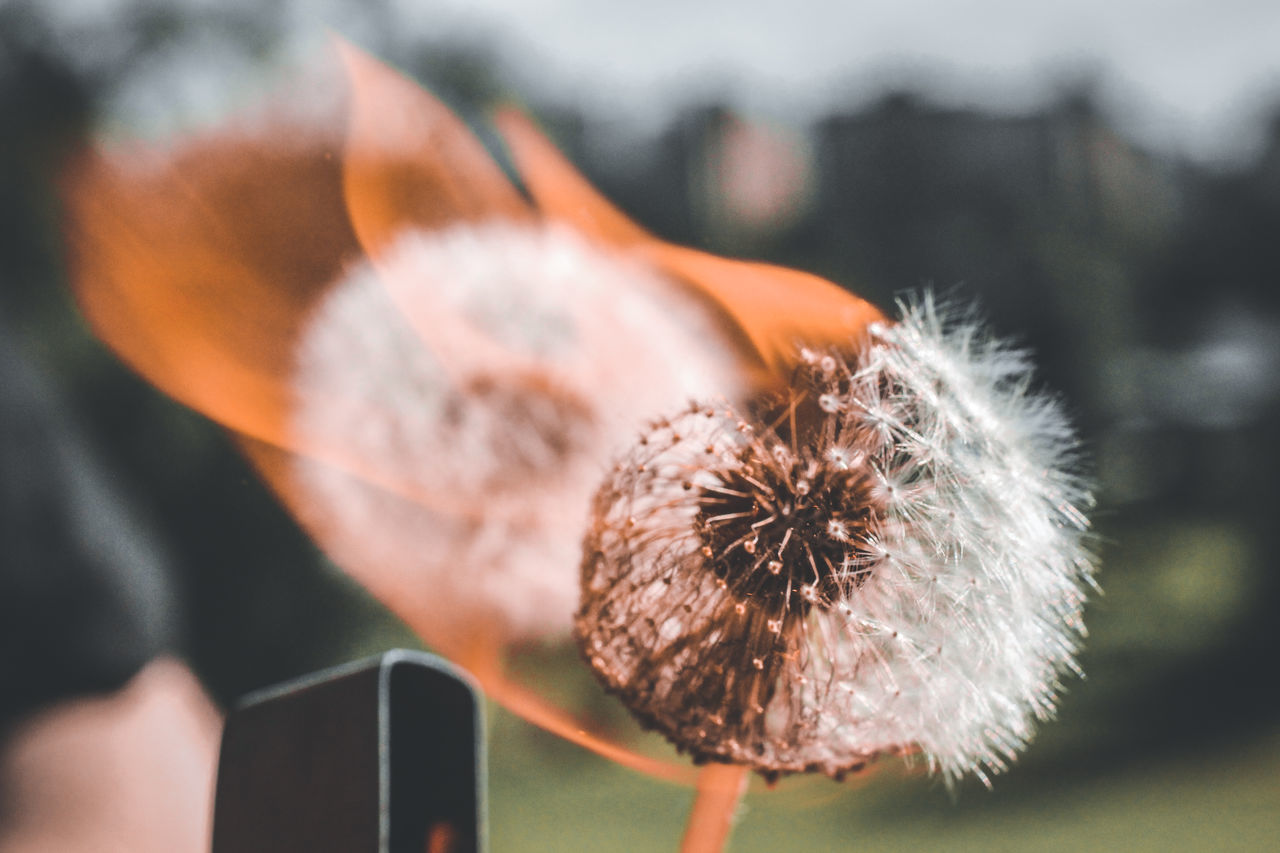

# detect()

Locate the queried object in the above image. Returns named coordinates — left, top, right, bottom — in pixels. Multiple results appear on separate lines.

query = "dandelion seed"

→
left=818, top=393, right=842, bottom=413
left=577, top=295, right=1096, bottom=783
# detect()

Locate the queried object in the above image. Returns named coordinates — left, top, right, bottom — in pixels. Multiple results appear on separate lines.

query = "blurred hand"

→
left=0, top=658, right=220, bottom=853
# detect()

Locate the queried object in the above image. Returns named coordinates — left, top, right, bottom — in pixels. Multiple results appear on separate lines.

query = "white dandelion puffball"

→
left=286, top=221, right=744, bottom=645
left=577, top=295, right=1096, bottom=784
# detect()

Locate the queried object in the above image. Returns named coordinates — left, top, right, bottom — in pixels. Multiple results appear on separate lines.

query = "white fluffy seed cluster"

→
left=285, top=222, right=743, bottom=644
left=577, top=295, right=1096, bottom=784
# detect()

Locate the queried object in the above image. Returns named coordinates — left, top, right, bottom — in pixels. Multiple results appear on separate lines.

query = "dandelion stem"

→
left=679, top=763, right=749, bottom=853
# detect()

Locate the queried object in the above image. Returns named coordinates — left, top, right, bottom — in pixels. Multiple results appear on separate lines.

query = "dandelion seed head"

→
left=577, top=294, right=1096, bottom=783
left=287, top=222, right=744, bottom=643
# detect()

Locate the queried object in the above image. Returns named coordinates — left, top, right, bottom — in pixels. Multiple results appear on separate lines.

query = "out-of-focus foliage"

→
left=2, top=0, right=1278, bottom=849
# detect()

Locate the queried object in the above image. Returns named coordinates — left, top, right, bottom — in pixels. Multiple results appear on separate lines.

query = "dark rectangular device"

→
left=211, top=649, right=484, bottom=852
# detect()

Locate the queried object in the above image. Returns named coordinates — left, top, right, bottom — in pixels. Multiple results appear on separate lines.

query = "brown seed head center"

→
left=694, top=444, right=878, bottom=614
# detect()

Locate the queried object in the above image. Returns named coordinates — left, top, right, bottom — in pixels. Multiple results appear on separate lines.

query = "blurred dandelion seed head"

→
left=577, top=294, right=1096, bottom=783
left=287, top=222, right=744, bottom=643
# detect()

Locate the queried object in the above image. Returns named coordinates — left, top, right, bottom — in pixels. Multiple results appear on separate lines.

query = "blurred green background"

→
left=2, top=1, right=1278, bottom=850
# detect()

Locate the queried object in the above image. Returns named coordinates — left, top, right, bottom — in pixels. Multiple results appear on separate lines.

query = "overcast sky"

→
left=43, top=0, right=1280, bottom=163
left=385, top=0, right=1280, bottom=163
